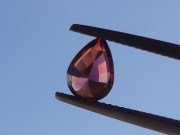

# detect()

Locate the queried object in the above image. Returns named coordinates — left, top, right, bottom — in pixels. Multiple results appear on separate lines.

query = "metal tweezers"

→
left=56, top=24, right=180, bottom=135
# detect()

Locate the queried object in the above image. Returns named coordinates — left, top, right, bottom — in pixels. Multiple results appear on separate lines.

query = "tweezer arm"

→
left=70, top=24, right=180, bottom=60
left=56, top=92, right=180, bottom=135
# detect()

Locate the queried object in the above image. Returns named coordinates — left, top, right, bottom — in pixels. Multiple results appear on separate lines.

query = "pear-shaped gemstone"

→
left=67, top=38, right=114, bottom=101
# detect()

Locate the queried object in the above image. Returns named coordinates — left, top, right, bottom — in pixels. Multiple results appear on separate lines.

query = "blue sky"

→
left=1, top=0, right=180, bottom=135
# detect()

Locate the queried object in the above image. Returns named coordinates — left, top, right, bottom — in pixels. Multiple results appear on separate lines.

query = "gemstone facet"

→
left=67, top=38, right=114, bottom=101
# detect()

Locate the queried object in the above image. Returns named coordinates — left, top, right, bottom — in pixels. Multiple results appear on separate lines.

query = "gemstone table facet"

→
left=67, top=38, right=114, bottom=101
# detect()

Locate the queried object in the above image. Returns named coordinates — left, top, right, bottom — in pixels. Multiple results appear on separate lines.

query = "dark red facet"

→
left=67, top=38, right=114, bottom=101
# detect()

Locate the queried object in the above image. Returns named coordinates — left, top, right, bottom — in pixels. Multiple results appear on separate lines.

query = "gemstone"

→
left=67, top=38, right=114, bottom=101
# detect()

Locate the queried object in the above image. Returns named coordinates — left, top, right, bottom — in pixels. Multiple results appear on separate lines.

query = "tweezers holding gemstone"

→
left=56, top=24, right=180, bottom=134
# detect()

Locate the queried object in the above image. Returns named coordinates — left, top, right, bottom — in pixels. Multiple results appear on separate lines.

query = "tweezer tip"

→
left=55, top=92, right=66, bottom=100
left=70, top=24, right=91, bottom=32
left=55, top=92, right=59, bottom=100
left=70, top=24, right=78, bottom=31
left=55, top=91, right=59, bottom=97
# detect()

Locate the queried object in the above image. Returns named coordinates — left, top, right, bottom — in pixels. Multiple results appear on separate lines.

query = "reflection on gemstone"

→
left=67, top=38, right=114, bottom=101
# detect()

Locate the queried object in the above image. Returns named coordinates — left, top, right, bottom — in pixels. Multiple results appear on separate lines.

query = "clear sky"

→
left=1, top=0, right=180, bottom=135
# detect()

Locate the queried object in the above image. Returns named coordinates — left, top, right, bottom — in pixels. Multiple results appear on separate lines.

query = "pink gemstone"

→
left=67, top=38, right=114, bottom=101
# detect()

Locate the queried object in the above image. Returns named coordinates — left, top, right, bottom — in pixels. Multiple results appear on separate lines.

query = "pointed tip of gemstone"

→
left=67, top=38, right=114, bottom=102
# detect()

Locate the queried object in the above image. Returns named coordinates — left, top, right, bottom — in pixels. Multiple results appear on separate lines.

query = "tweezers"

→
left=56, top=24, right=180, bottom=135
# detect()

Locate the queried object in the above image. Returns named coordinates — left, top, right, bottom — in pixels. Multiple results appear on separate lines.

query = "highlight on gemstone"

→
left=67, top=38, right=114, bottom=101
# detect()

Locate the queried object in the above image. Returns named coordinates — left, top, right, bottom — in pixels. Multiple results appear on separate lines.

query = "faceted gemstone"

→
left=67, top=38, right=114, bottom=101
